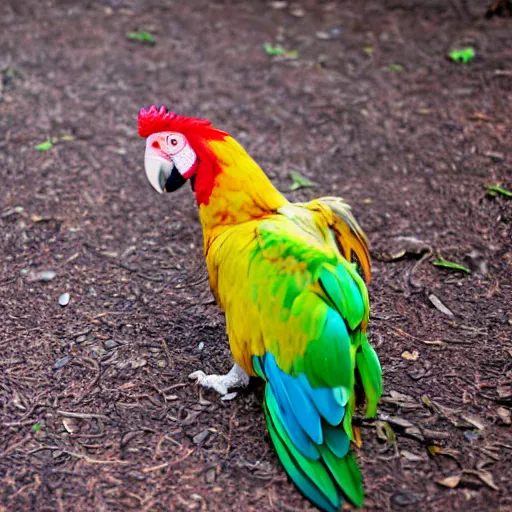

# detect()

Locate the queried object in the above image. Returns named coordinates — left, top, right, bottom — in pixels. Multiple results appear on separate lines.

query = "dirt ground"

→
left=0, top=1, right=511, bottom=511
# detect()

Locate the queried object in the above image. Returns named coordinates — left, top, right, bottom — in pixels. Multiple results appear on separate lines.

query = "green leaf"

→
left=389, top=64, right=404, bottom=72
left=36, top=141, right=53, bottom=151
left=127, top=31, right=156, bottom=44
left=488, top=185, right=512, bottom=199
left=264, top=43, right=285, bottom=56
left=432, top=256, right=471, bottom=274
left=449, top=47, right=475, bottom=64
left=289, top=171, right=317, bottom=191
left=284, top=49, right=299, bottom=60
left=375, top=421, right=396, bottom=446
left=32, top=423, right=43, bottom=432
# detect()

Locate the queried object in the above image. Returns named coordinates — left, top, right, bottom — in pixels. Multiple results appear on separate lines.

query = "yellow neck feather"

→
left=197, top=137, right=288, bottom=246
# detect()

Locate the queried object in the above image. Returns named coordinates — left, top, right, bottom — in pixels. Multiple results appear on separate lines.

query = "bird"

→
left=138, top=105, right=383, bottom=511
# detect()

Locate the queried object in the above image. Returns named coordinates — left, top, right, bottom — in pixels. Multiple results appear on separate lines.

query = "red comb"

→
left=138, top=105, right=213, bottom=138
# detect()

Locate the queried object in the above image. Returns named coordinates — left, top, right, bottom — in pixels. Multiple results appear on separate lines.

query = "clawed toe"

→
left=189, top=370, right=229, bottom=395
left=188, top=363, right=249, bottom=398
left=188, top=370, right=206, bottom=382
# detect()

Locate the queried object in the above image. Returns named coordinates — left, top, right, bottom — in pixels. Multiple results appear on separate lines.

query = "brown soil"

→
left=1, top=1, right=511, bottom=511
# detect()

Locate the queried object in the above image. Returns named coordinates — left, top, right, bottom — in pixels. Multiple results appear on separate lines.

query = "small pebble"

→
left=193, top=429, right=210, bottom=444
left=59, top=293, right=70, bottom=306
left=54, top=356, right=71, bottom=369
left=464, top=431, right=481, bottom=442
left=205, top=468, right=216, bottom=483
left=316, top=31, right=330, bottom=40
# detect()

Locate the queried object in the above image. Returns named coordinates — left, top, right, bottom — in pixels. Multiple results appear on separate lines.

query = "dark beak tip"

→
left=164, top=165, right=187, bottom=192
left=158, top=169, right=168, bottom=192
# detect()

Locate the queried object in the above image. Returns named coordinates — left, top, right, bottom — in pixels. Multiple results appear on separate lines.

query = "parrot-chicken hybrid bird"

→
left=138, top=105, right=383, bottom=511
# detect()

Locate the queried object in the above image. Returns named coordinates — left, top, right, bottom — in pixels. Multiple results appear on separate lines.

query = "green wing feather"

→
left=209, top=204, right=382, bottom=511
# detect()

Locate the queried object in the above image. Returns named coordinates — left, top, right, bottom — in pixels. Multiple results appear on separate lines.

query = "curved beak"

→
left=144, top=154, right=173, bottom=194
left=144, top=153, right=188, bottom=194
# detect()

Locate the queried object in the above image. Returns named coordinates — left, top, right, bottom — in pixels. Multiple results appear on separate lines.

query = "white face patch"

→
left=164, top=132, right=197, bottom=177
left=172, top=142, right=197, bottom=177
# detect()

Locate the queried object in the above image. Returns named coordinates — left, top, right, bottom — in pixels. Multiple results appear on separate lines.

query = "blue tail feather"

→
left=254, top=353, right=362, bottom=510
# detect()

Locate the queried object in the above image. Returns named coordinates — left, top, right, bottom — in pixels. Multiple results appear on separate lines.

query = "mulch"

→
left=0, top=1, right=511, bottom=510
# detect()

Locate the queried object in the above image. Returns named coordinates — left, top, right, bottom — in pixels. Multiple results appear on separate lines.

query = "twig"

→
left=2, top=419, right=39, bottom=427
left=7, top=475, right=41, bottom=502
left=28, top=446, right=131, bottom=465
left=0, top=434, right=31, bottom=457
left=389, top=326, right=447, bottom=346
left=72, top=357, right=102, bottom=404
left=141, top=461, right=169, bottom=473
left=56, top=410, right=111, bottom=421
left=409, top=251, right=432, bottom=289
left=136, top=273, right=163, bottom=283
left=84, top=242, right=163, bottom=282
left=142, top=448, right=194, bottom=473
left=0, top=328, right=44, bottom=347
left=161, top=383, right=188, bottom=392
left=184, top=273, right=209, bottom=288
left=161, top=338, right=174, bottom=370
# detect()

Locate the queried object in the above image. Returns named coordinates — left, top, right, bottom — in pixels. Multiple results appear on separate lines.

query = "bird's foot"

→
left=189, top=363, right=250, bottom=401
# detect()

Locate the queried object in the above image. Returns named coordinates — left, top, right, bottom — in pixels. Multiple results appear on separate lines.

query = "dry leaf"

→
left=269, top=1, right=288, bottom=8
left=389, top=390, right=415, bottom=402
left=421, top=395, right=433, bottom=408
left=464, top=469, right=500, bottom=491
left=468, top=113, right=492, bottom=122
left=380, top=414, right=415, bottom=429
left=429, top=400, right=461, bottom=423
left=401, top=450, right=424, bottom=462
left=62, top=418, right=79, bottom=433
left=479, top=447, right=501, bottom=462
left=477, top=471, right=499, bottom=491
left=381, top=390, right=420, bottom=409
left=421, top=339, right=446, bottom=347
left=404, top=426, right=424, bottom=441
left=497, top=385, right=512, bottom=399
left=428, top=445, right=459, bottom=459
left=12, top=391, right=27, bottom=411
left=497, top=407, right=511, bottom=424
left=376, top=249, right=406, bottom=261
left=401, top=350, right=419, bottom=361
left=437, top=475, right=461, bottom=488
left=375, top=421, right=396, bottom=445
left=428, top=294, right=454, bottom=317
left=461, top=414, right=486, bottom=431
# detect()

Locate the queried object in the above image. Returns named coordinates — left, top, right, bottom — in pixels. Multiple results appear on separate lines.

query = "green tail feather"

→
left=356, top=334, right=383, bottom=417
left=318, top=447, right=364, bottom=508
left=263, top=381, right=365, bottom=511
left=264, top=402, right=340, bottom=512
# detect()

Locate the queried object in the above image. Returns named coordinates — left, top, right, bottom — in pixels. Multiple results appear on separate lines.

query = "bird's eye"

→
left=166, top=133, right=186, bottom=154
